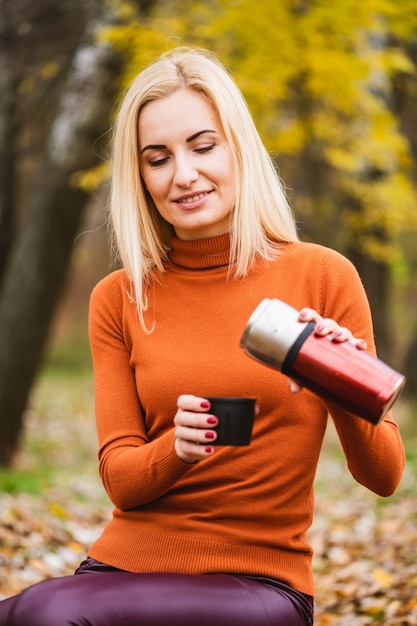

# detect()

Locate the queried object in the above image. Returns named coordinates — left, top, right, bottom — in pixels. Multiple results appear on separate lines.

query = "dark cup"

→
left=205, top=397, right=256, bottom=446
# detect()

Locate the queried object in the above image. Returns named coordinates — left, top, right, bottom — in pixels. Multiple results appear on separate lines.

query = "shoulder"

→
left=264, top=241, right=371, bottom=329
left=89, top=269, right=132, bottom=317
left=280, top=241, right=374, bottom=342
left=282, top=240, right=355, bottom=268
left=91, top=269, right=129, bottom=298
left=281, top=241, right=361, bottom=283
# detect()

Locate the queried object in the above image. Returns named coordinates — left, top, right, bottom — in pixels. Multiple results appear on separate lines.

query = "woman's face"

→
left=138, top=88, right=236, bottom=240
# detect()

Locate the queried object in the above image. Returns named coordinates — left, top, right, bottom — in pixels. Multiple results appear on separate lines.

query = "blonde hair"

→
left=110, top=47, right=298, bottom=330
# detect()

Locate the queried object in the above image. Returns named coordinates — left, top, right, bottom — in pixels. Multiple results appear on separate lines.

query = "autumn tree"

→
left=0, top=0, right=125, bottom=466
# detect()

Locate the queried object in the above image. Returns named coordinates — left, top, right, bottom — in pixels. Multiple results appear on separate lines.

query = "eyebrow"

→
left=140, top=129, right=217, bottom=154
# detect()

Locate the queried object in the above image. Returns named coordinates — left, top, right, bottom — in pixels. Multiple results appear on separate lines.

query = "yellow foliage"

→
left=18, top=77, right=36, bottom=95
left=372, top=566, right=394, bottom=587
left=106, top=0, right=137, bottom=20
left=96, top=0, right=417, bottom=264
left=41, top=62, right=59, bottom=80
left=70, top=163, right=111, bottom=192
left=47, top=502, right=70, bottom=520
left=382, top=47, right=415, bottom=75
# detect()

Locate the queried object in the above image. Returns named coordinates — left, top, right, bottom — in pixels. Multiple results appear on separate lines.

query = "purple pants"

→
left=0, top=558, right=314, bottom=625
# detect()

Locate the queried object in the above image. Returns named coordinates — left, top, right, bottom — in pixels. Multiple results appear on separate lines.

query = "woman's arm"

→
left=88, top=274, right=200, bottom=511
left=296, top=250, right=405, bottom=496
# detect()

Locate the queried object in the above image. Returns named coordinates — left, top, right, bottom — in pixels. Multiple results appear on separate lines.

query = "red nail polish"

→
left=200, top=401, right=210, bottom=408
left=207, top=417, right=217, bottom=424
left=205, top=447, right=213, bottom=453
left=205, top=432, right=215, bottom=439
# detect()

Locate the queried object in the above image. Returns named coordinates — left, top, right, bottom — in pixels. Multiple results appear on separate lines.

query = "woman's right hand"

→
left=174, top=395, right=218, bottom=463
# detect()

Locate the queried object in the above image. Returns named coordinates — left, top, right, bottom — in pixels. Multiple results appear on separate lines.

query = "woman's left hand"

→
left=288, top=307, right=367, bottom=393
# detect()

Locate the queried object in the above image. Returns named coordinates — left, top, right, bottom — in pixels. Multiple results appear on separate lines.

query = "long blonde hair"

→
left=110, top=47, right=298, bottom=330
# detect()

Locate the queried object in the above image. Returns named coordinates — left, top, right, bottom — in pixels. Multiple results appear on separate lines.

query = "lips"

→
left=173, top=190, right=212, bottom=209
left=175, top=191, right=210, bottom=203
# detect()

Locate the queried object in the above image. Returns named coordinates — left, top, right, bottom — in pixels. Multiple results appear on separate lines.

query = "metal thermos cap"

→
left=240, top=298, right=307, bottom=370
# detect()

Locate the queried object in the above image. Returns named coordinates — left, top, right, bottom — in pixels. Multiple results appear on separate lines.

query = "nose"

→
left=173, top=154, right=198, bottom=188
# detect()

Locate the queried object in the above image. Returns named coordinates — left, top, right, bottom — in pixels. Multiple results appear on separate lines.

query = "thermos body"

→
left=284, top=329, right=405, bottom=424
left=240, top=298, right=405, bottom=425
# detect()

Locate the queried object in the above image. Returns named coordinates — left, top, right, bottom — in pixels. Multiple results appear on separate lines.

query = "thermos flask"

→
left=240, top=298, right=405, bottom=425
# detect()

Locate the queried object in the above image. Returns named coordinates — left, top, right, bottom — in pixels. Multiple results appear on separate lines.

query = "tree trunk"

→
left=404, top=325, right=417, bottom=401
left=0, top=0, right=17, bottom=285
left=0, top=10, right=121, bottom=466
left=346, top=249, right=392, bottom=362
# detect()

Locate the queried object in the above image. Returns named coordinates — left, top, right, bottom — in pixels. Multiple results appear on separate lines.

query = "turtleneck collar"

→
left=168, top=233, right=232, bottom=270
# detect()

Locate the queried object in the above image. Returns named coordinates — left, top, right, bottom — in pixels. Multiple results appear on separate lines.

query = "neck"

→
left=168, top=233, right=232, bottom=270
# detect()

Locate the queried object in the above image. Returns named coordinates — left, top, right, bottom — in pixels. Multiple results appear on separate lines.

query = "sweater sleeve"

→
left=316, top=250, right=405, bottom=497
left=88, top=273, right=196, bottom=511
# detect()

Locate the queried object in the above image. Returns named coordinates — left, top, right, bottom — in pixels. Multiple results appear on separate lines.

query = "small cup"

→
left=205, top=397, right=256, bottom=446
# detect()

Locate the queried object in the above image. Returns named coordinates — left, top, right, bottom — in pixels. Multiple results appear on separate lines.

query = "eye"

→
left=149, top=157, right=169, bottom=168
left=195, top=144, right=215, bottom=154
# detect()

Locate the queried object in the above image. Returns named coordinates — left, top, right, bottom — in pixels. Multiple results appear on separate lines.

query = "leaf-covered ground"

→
left=0, top=372, right=416, bottom=624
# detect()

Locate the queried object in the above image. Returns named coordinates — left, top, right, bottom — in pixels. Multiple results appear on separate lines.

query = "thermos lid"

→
left=240, top=298, right=308, bottom=369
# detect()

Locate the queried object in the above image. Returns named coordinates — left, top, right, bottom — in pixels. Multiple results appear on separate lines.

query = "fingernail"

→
left=205, top=432, right=215, bottom=439
left=205, top=447, right=213, bottom=454
left=207, top=417, right=217, bottom=425
left=300, top=311, right=307, bottom=319
left=200, top=401, right=210, bottom=408
left=316, top=324, right=324, bottom=333
left=335, top=330, right=342, bottom=337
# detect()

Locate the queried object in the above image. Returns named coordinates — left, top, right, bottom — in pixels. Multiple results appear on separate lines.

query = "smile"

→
left=175, top=192, right=209, bottom=203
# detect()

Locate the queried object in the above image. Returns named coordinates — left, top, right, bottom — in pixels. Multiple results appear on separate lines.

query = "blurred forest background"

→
left=0, top=0, right=417, bottom=622
left=1, top=0, right=417, bottom=466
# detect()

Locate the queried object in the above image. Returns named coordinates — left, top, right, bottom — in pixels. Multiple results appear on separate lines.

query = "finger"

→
left=299, top=307, right=322, bottom=324
left=299, top=308, right=368, bottom=350
left=324, top=326, right=367, bottom=349
left=331, top=326, right=353, bottom=342
left=177, top=394, right=212, bottom=412
left=174, top=408, right=218, bottom=429
left=288, top=378, right=303, bottom=394
left=353, top=337, right=367, bottom=350
left=175, top=424, right=217, bottom=444
left=314, top=318, right=340, bottom=336
left=174, top=438, right=214, bottom=464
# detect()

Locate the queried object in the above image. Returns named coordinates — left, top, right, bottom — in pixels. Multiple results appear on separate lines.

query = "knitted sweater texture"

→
left=88, top=234, right=404, bottom=596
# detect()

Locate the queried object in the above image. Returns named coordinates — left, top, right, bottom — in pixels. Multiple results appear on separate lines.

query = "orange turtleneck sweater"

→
left=87, top=234, right=404, bottom=596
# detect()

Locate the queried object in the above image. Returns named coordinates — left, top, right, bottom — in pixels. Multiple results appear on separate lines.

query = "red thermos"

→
left=240, top=298, right=405, bottom=425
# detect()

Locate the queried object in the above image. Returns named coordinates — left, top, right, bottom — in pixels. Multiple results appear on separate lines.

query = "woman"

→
left=0, top=46, right=404, bottom=626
